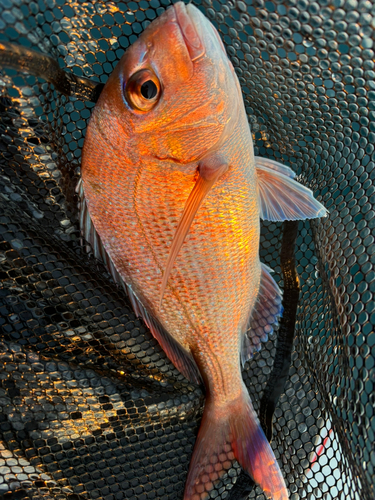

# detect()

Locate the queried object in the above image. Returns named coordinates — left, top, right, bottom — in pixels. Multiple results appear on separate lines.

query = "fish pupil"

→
left=141, top=80, right=157, bottom=99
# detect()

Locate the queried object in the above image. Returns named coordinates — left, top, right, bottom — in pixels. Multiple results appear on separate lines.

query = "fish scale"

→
left=86, top=124, right=258, bottom=351
left=81, top=3, right=326, bottom=499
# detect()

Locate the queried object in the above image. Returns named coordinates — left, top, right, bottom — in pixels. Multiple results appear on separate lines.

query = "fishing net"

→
left=0, top=0, right=374, bottom=499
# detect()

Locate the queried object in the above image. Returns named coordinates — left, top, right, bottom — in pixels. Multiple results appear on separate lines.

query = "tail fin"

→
left=184, top=388, right=288, bottom=500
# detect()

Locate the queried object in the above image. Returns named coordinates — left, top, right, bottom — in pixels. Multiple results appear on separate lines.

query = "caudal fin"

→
left=184, top=388, right=288, bottom=500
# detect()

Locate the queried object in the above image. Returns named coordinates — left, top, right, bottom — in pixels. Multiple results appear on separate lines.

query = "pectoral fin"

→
left=256, top=158, right=327, bottom=221
left=159, top=155, right=228, bottom=307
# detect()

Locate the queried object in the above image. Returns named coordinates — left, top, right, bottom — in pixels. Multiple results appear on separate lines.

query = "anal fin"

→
left=242, top=263, right=283, bottom=365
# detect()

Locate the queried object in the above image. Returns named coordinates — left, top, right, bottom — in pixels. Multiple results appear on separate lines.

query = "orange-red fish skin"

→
left=81, top=3, right=288, bottom=499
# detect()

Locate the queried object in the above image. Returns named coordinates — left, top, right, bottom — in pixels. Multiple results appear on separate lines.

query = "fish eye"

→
left=141, top=80, right=157, bottom=99
left=124, top=69, right=161, bottom=112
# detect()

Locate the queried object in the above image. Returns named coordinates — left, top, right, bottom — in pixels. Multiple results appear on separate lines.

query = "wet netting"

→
left=0, top=0, right=374, bottom=499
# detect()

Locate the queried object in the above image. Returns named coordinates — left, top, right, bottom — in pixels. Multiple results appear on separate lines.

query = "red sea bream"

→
left=79, top=3, right=326, bottom=499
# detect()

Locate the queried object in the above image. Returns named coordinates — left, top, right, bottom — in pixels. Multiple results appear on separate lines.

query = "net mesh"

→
left=0, top=0, right=374, bottom=499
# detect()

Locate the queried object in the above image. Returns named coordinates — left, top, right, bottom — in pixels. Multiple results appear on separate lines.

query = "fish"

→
left=79, top=2, right=327, bottom=499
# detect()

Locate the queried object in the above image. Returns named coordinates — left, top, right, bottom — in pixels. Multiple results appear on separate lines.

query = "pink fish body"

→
left=80, top=3, right=326, bottom=499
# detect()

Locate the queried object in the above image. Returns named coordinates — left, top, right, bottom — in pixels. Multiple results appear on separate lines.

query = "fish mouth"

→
left=173, top=2, right=206, bottom=62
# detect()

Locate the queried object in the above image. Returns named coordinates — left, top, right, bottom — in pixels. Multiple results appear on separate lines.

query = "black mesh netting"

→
left=0, top=0, right=374, bottom=499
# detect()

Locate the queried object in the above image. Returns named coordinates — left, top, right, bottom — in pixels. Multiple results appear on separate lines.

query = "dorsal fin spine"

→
left=77, top=179, right=202, bottom=385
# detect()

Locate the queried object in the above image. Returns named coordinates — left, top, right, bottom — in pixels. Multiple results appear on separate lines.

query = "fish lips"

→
left=173, top=2, right=227, bottom=62
left=173, top=2, right=205, bottom=62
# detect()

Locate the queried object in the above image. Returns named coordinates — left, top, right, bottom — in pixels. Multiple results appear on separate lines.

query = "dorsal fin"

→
left=241, top=263, right=283, bottom=365
left=77, top=179, right=123, bottom=285
left=76, top=179, right=202, bottom=385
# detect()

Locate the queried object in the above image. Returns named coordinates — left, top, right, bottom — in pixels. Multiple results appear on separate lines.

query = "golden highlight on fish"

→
left=80, top=3, right=326, bottom=499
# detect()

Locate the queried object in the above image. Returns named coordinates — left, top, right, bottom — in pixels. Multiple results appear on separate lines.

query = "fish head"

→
left=86, top=2, right=241, bottom=167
